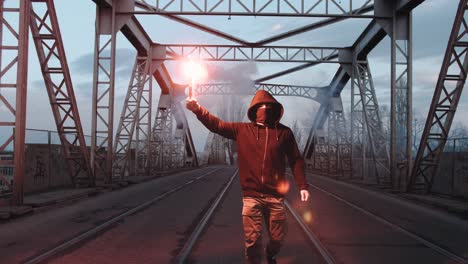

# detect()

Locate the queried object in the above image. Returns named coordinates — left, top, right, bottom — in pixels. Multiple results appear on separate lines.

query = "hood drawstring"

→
left=275, top=122, right=278, bottom=141
left=255, top=122, right=278, bottom=141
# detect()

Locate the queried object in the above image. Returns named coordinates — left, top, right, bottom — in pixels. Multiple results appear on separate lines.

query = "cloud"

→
left=71, top=48, right=136, bottom=77
left=271, top=24, right=282, bottom=31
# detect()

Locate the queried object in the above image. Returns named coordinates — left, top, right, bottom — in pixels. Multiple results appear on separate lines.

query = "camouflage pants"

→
left=242, top=196, right=288, bottom=264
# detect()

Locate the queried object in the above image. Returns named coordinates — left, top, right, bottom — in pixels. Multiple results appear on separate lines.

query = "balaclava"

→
left=255, top=105, right=276, bottom=126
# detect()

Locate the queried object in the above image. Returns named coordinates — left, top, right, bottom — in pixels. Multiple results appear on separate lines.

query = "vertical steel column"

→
left=3, top=0, right=30, bottom=205
left=201, top=132, right=215, bottom=166
left=353, top=60, right=390, bottom=185
left=172, top=127, right=186, bottom=168
left=113, top=56, right=150, bottom=179
left=328, top=97, right=352, bottom=179
left=151, top=94, right=173, bottom=173
left=0, top=0, right=12, bottom=195
left=91, top=6, right=117, bottom=184
left=409, top=0, right=468, bottom=193
left=351, top=65, right=366, bottom=181
left=327, top=107, right=339, bottom=177
left=135, top=56, right=153, bottom=176
left=390, top=10, right=413, bottom=189
left=29, top=0, right=92, bottom=187
left=313, top=129, right=329, bottom=174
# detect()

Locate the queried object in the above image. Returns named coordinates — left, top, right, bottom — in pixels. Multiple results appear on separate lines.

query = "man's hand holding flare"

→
left=186, top=96, right=200, bottom=112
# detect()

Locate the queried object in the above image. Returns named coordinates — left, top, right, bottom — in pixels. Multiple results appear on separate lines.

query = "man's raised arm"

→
left=186, top=98, right=239, bottom=140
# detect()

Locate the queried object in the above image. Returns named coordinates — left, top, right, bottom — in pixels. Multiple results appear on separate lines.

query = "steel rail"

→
left=22, top=167, right=224, bottom=264
left=175, top=169, right=239, bottom=263
left=284, top=200, right=336, bottom=264
left=308, top=182, right=468, bottom=264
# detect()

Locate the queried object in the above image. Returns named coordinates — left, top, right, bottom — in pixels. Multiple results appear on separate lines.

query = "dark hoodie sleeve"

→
left=193, top=105, right=239, bottom=140
left=285, top=128, right=309, bottom=190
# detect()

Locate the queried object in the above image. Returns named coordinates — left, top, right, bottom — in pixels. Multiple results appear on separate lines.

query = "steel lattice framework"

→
left=409, top=0, right=468, bottom=193
left=328, top=97, right=352, bottom=178
left=132, top=0, right=379, bottom=18
left=310, top=129, right=329, bottom=173
left=90, top=5, right=118, bottom=185
left=9, top=0, right=465, bottom=206
left=113, top=56, right=151, bottom=179
left=162, top=44, right=344, bottom=63
left=350, top=67, right=367, bottom=181
left=134, top=61, right=153, bottom=177
left=0, top=0, right=29, bottom=204
left=29, top=0, right=93, bottom=187
left=195, top=83, right=325, bottom=102
left=352, top=60, right=389, bottom=184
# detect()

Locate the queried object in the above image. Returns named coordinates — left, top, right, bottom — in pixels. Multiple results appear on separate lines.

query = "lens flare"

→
left=277, top=180, right=290, bottom=195
left=303, top=211, right=313, bottom=224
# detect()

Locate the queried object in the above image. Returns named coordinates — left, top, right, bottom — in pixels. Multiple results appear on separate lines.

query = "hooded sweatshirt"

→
left=192, top=90, right=309, bottom=198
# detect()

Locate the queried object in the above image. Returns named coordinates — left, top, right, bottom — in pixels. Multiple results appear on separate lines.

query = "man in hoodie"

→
left=186, top=90, right=310, bottom=264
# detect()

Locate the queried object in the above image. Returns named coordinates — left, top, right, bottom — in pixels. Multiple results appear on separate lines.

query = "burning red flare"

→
left=182, top=58, right=207, bottom=99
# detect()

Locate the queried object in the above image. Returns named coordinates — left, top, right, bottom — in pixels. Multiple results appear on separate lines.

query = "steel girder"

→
left=91, top=5, right=118, bottom=184
left=150, top=92, right=193, bottom=173
left=388, top=9, right=413, bottom=190
left=351, top=60, right=389, bottom=185
left=161, top=44, right=346, bottom=63
left=350, top=69, right=367, bottom=181
left=151, top=94, right=174, bottom=172
left=135, top=62, right=153, bottom=176
left=409, top=0, right=468, bottom=193
left=0, top=0, right=29, bottom=204
left=303, top=66, right=349, bottom=160
left=131, top=0, right=380, bottom=18
left=195, top=83, right=326, bottom=102
left=207, top=134, right=229, bottom=165
left=92, top=0, right=196, bottom=178
left=29, top=0, right=92, bottom=187
left=153, top=66, right=198, bottom=169
left=151, top=94, right=172, bottom=171
left=310, top=129, right=329, bottom=173
left=113, top=56, right=151, bottom=179
left=328, top=97, right=352, bottom=178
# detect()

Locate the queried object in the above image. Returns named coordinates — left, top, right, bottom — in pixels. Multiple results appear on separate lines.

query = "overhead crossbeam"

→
left=194, top=83, right=327, bottom=102
left=132, top=0, right=382, bottom=18
left=160, top=44, right=346, bottom=63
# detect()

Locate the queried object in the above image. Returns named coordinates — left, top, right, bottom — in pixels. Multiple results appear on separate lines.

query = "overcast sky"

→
left=1, top=0, right=465, bottom=152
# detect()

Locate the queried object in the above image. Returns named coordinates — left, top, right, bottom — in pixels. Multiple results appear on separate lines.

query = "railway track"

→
left=23, top=167, right=224, bottom=264
left=308, top=182, right=468, bottom=264
left=174, top=169, right=335, bottom=264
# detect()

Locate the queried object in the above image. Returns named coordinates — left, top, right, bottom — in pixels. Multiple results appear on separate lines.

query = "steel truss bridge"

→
left=1, top=0, right=467, bottom=205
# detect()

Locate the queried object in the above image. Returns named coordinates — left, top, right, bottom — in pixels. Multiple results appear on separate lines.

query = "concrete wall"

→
left=432, top=152, right=468, bottom=198
left=24, top=144, right=71, bottom=194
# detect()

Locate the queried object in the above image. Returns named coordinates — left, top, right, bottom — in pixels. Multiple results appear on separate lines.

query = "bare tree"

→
left=412, top=112, right=426, bottom=153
